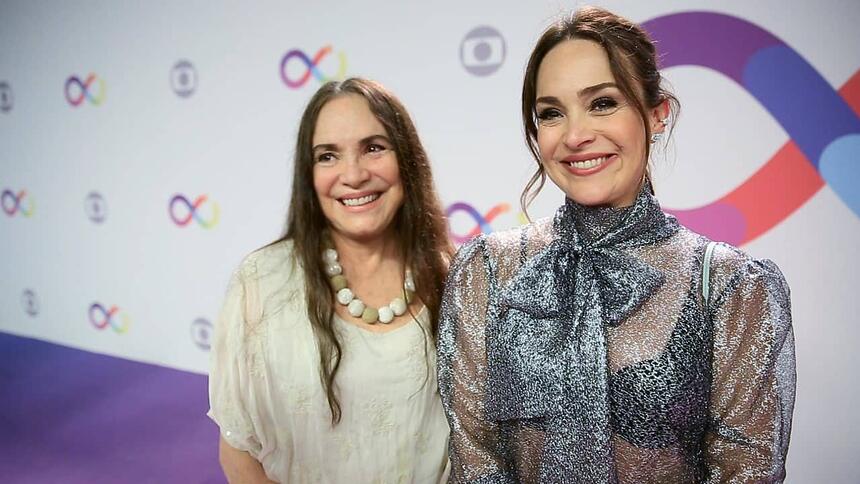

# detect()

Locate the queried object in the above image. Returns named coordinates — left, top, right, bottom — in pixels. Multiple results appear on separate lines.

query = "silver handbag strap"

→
left=702, top=241, right=718, bottom=309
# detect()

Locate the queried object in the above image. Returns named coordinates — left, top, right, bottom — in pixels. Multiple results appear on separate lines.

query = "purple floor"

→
left=0, top=332, right=224, bottom=484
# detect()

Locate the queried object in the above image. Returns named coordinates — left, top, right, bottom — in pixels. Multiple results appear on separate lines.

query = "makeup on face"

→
left=311, top=95, right=405, bottom=242
left=534, top=39, right=660, bottom=208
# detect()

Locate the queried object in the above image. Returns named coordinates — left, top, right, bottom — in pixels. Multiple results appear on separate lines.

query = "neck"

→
left=330, top=230, right=402, bottom=274
left=555, top=180, right=678, bottom=248
left=567, top=199, right=631, bottom=244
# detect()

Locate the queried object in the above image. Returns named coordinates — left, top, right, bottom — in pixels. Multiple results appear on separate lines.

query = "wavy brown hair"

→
left=520, top=6, right=680, bottom=215
left=274, top=78, right=453, bottom=424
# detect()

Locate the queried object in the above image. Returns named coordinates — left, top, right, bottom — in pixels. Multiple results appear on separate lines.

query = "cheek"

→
left=536, top=128, right=556, bottom=162
left=312, top=166, right=336, bottom=199
left=616, top=113, right=647, bottom=153
left=380, top=156, right=403, bottom=189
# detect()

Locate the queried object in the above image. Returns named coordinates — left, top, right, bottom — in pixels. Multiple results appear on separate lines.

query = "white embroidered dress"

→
left=208, top=241, right=449, bottom=483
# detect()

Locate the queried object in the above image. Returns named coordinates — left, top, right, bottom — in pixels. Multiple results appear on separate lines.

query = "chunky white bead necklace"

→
left=323, top=247, right=415, bottom=324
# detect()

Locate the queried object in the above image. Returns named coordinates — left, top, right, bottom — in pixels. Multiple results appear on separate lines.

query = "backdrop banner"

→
left=1, top=1, right=858, bottom=481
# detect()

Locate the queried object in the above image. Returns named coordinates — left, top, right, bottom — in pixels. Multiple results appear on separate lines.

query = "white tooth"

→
left=571, top=156, right=606, bottom=169
left=342, top=194, right=380, bottom=206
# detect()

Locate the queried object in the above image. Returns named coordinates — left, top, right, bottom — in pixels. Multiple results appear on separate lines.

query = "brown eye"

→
left=316, top=152, right=336, bottom=163
left=366, top=143, right=389, bottom=154
left=536, top=108, right=562, bottom=121
left=591, top=96, right=619, bottom=112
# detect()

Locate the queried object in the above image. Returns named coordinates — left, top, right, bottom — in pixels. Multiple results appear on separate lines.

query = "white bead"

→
left=322, top=248, right=338, bottom=263
left=404, top=272, right=416, bottom=292
left=378, top=306, right=394, bottom=324
left=325, top=263, right=342, bottom=276
left=390, top=298, right=407, bottom=316
left=347, top=299, right=365, bottom=317
left=336, top=288, right=354, bottom=305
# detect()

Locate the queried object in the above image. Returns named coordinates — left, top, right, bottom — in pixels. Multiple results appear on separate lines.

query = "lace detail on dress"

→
left=243, top=335, right=267, bottom=380
left=406, top=329, right=429, bottom=387
left=362, top=396, right=396, bottom=435
left=279, top=382, right=317, bottom=416
left=332, top=431, right=356, bottom=460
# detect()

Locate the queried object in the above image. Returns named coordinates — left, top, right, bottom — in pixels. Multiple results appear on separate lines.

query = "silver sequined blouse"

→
left=437, top=188, right=795, bottom=483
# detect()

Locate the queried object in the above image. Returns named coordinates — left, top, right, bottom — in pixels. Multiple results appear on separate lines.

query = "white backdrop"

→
left=1, top=1, right=858, bottom=481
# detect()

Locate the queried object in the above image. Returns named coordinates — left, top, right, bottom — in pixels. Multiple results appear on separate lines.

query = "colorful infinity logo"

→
left=89, top=302, right=130, bottom=334
left=280, top=46, right=347, bottom=89
left=643, top=12, right=860, bottom=245
left=65, top=73, right=105, bottom=106
left=1, top=189, right=34, bottom=217
left=169, top=193, right=219, bottom=228
left=447, top=202, right=512, bottom=244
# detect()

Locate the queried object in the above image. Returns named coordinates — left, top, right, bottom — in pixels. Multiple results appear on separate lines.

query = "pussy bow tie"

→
left=501, top=192, right=678, bottom=325
left=486, top=188, right=680, bottom=482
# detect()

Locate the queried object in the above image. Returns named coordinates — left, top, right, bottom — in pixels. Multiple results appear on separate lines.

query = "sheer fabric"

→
left=437, top=193, right=795, bottom=484
left=209, top=240, right=450, bottom=483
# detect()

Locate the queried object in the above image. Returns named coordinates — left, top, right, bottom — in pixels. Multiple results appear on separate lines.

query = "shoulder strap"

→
left=702, top=241, right=718, bottom=310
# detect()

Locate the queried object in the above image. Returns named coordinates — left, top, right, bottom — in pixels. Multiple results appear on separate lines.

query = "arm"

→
left=705, top=256, right=796, bottom=483
left=208, top=267, right=271, bottom=482
left=219, top=436, right=277, bottom=484
left=437, top=237, right=515, bottom=483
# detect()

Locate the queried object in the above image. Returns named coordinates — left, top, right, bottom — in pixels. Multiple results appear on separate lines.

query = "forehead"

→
left=536, top=39, right=614, bottom=95
left=313, top=94, right=386, bottom=144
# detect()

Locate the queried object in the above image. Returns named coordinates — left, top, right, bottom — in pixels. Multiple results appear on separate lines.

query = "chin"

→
left=333, top=224, right=390, bottom=242
left=559, top=178, right=638, bottom=208
left=559, top=185, right=610, bottom=207
left=571, top=197, right=613, bottom=208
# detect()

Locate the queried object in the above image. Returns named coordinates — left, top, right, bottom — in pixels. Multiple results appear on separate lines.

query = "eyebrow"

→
left=535, top=82, right=619, bottom=105
left=312, top=134, right=391, bottom=152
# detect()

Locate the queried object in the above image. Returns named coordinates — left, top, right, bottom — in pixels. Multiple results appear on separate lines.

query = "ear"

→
left=649, top=99, right=670, bottom=134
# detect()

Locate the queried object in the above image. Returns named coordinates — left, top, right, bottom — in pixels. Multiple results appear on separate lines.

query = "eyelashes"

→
left=536, top=108, right=562, bottom=122
left=590, top=96, right=620, bottom=113
left=535, top=95, right=623, bottom=124
left=314, top=143, right=391, bottom=164
left=366, top=143, right=388, bottom=154
left=316, top=152, right=336, bottom=163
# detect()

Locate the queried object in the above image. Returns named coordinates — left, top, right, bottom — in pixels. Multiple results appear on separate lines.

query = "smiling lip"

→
left=560, top=153, right=616, bottom=175
left=338, top=191, right=382, bottom=210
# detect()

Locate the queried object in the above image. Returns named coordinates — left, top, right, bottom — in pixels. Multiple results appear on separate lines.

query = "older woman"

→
left=209, top=78, right=453, bottom=483
left=438, top=7, right=795, bottom=483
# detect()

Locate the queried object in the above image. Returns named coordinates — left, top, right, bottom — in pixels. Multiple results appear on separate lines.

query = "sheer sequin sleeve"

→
left=207, top=265, right=264, bottom=457
left=704, top=253, right=796, bottom=483
left=438, top=237, right=515, bottom=483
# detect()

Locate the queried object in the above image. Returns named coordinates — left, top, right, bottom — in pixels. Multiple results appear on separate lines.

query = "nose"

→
left=340, top=154, right=371, bottom=187
left=562, top=116, right=595, bottom=150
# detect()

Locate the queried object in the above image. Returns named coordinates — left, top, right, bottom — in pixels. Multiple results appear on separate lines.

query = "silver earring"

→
left=651, top=117, right=669, bottom=143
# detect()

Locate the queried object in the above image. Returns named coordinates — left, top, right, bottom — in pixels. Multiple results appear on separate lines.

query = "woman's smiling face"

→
left=312, top=94, right=404, bottom=243
left=535, top=39, right=663, bottom=208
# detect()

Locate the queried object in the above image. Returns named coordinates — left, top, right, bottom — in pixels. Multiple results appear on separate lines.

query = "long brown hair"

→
left=520, top=6, right=680, bottom=214
left=275, top=78, right=452, bottom=424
